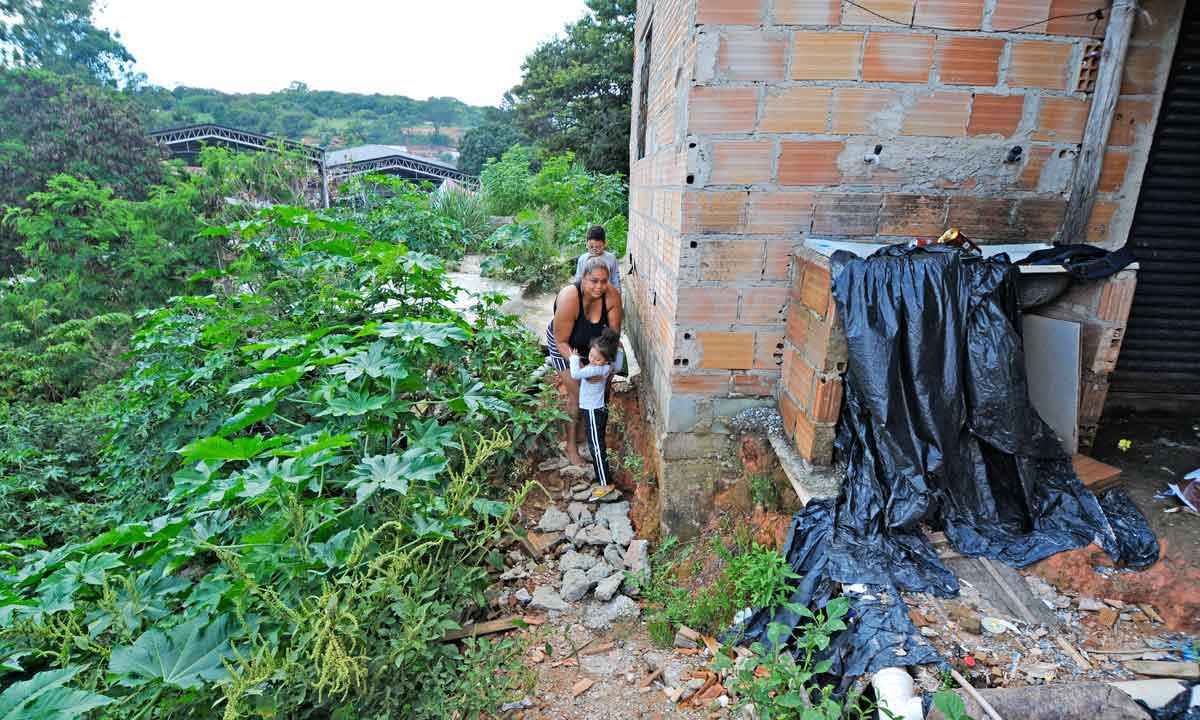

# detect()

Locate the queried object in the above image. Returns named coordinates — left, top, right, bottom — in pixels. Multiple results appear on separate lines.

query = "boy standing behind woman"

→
left=573, top=225, right=620, bottom=291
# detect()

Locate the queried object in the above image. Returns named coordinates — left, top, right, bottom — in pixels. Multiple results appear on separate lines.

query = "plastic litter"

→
left=727, top=245, right=1158, bottom=681
left=981, top=617, right=1022, bottom=635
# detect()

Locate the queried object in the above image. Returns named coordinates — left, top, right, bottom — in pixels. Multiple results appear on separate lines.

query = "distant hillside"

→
left=132, top=82, right=489, bottom=149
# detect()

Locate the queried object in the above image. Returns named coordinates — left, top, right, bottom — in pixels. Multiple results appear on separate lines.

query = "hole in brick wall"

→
left=689, top=241, right=698, bottom=248
left=673, top=358, right=682, bottom=366
left=1006, top=146, right=1023, bottom=163
left=775, top=342, right=784, bottom=349
left=1058, top=149, right=1071, bottom=159
left=684, top=332, right=692, bottom=340
left=1078, top=41, right=1102, bottom=93
left=682, top=359, right=690, bottom=366
left=686, top=174, right=695, bottom=184
left=689, top=142, right=697, bottom=149
left=652, top=290, right=657, bottom=306
left=836, top=361, right=847, bottom=373
left=873, top=144, right=883, bottom=155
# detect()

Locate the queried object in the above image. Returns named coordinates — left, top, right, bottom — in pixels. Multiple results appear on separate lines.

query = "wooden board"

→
left=1074, top=454, right=1124, bottom=492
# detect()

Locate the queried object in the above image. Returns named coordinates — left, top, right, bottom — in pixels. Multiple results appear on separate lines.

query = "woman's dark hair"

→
left=590, top=327, right=620, bottom=362
left=586, top=225, right=606, bottom=242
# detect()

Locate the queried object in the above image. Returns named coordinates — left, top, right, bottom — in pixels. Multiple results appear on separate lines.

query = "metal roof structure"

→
left=149, top=124, right=478, bottom=197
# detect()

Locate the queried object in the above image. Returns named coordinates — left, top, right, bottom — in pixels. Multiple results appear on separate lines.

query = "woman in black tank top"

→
left=547, top=258, right=622, bottom=467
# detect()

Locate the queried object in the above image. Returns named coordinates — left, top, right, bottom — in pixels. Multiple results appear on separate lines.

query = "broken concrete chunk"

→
left=559, top=549, right=601, bottom=573
left=608, top=514, right=635, bottom=547
left=596, top=500, right=630, bottom=522
left=673, top=625, right=700, bottom=649
left=585, top=562, right=612, bottom=584
left=1078, top=596, right=1105, bottom=611
left=604, top=543, right=625, bottom=568
left=537, top=506, right=570, bottom=532
left=530, top=586, right=569, bottom=612
left=595, top=572, right=623, bottom=602
left=624, top=539, right=651, bottom=575
left=567, top=501, right=588, bottom=522
left=582, top=594, right=640, bottom=630
left=561, top=568, right=595, bottom=603
left=514, top=588, right=532, bottom=605
left=579, top=524, right=613, bottom=546
left=577, top=508, right=594, bottom=526
left=561, top=465, right=589, bottom=482
left=563, top=523, right=578, bottom=542
left=539, top=456, right=569, bottom=472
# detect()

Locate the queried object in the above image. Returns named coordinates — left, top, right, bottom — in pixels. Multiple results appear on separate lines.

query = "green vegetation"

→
left=457, top=108, right=529, bottom=176
left=478, top=145, right=628, bottom=293
left=641, top=531, right=799, bottom=645
left=135, top=83, right=487, bottom=149
left=507, top=0, right=635, bottom=176
left=0, top=0, right=134, bottom=86
left=0, top=155, right=561, bottom=715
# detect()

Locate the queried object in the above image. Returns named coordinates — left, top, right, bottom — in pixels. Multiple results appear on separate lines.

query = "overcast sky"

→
left=95, top=0, right=588, bottom=106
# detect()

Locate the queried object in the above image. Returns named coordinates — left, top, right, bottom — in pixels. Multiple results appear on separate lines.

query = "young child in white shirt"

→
left=568, top=328, right=623, bottom=493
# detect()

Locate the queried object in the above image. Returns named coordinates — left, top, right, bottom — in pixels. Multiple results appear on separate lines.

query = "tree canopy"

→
left=0, top=0, right=134, bottom=86
left=457, top=107, right=530, bottom=176
left=507, top=0, right=635, bottom=176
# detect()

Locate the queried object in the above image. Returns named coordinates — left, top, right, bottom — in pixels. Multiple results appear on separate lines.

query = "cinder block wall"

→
left=626, top=0, right=1185, bottom=534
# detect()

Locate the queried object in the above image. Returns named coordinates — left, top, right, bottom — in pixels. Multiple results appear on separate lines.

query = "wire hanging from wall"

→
left=840, top=0, right=1107, bottom=36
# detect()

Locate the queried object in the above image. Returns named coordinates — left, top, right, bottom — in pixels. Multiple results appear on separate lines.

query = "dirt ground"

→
left=1092, top=412, right=1200, bottom=554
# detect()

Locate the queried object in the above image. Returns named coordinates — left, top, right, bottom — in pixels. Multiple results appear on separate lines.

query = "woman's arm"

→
left=605, top=286, right=623, bottom=332
left=553, top=285, right=578, bottom=359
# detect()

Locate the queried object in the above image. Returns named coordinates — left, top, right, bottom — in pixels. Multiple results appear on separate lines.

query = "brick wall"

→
left=628, top=0, right=1184, bottom=521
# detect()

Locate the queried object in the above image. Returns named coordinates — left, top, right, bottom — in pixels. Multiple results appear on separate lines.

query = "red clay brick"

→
left=676, top=287, right=740, bottom=324
left=901, top=92, right=971, bottom=137
left=879, top=194, right=949, bottom=236
left=968, top=94, right=1024, bottom=136
left=779, top=385, right=800, bottom=439
left=747, top=192, right=814, bottom=235
left=732, top=372, right=776, bottom=397
left=697, top=0, right=764, bottom=24
left=1018, top=198, right=1067, bottom=241
left=740, top=287, right=791, bottom=324
left=1122, top=46, right=1162, bottom=95
left=697, top=331, right=755, bottom=369
left=671, top=373, right=731, bottom=394
left=1098, top=150, right=1130, bottom=193
left=718, top=30, right=787, bottom=81
left=700, top=240, right=766, bottom=282
left=708, top=140, right=774, bottom=185
left=916, top=0, right=985, bottom=29
left=812, top=193, right=881, bottom=237
left=763, top=239, right=794, bottom=281
left=863, top=33, right=934, bottom=83
left=783, top=348, right=815, bottom=410
left=842, top=0, right=913, bottom=24
left=773, top=0, right=839, bottom=24
left=684, top=191, right=747, bottom=233
left=690, top=86, right=758, bottom=134
left=778, top=141, right=844, bottom=186
left=1007, top=40, right=1073, bottom=90
left=753, top=331, right=787, bottom=369
left=936, top=36, right=1003, bottom=86
left=786, top=299, right=809, bottom=346
left=991, top=0, right=1050, bottom=32
left=1108, top=98, right=1154, bottom=146
left=791, top=32, right=863, bottom=80
left=1086, top=201, right=1118, bottom=243
left=808, top=374, right=844, bottom=423
left=1016, top=145, right=1056, bottom=190
left=947, top=197, right=1020, bottom=242
left=832, top=88, right=900, bottom=134
left=759, top=87, right=831, bottom=133
left=1033, top=96, right=1089, bottom=142
left=1097, top=275, right=1136, bottom=323
left=799, top=261, right=831, bottom=317
left=793, top=412, right=835, bottom=464
left=1046, top=0, right=1107, bottom=35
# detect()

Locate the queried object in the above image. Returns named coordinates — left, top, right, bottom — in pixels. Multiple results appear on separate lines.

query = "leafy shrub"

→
left=337, top=175, right=469, bottom=261
left=480, top=145, right=537, bottom=216
left=480, top=216, right=574, bottom=294
left=0, top=206, right=560, bottom=717
left=727, top=543, right=802, bottom=610
left=432, top=184, right=491, bottom=246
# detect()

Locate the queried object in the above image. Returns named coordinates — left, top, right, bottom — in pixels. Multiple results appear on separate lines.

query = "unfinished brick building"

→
left=623, top=0, right=1193, bottom=537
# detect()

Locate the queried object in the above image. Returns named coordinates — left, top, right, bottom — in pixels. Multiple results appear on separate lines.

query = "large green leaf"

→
left=219, top=393, right=279, bottom=436
left=108, top=615, right=235, bottom=689
left=317, top=390, right=388, bottom=417
left=0, top=667, right=112, bottom=720
left=178, top=435, right=285, bottom=462
left=377, top=320, right=469, bottom=347
left=348, top=454, right=407, bottom=505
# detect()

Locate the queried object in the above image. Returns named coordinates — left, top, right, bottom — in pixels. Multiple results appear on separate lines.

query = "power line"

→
left=840, top=0, right=1107, bottom=35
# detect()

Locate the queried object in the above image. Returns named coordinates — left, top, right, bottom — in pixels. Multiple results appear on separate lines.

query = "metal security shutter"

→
left=1111, top=6, right=1200, bottom=398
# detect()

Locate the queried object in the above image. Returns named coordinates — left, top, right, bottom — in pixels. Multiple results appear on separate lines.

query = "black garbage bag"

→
left=1099, top=488, right=1160, bottom=568
left=1139, top=681, right=1199, bottom=720
left=729, top=245, right=1157, bottom=678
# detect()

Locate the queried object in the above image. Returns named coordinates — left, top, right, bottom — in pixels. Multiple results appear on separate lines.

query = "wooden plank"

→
left=1123, top=661, right=1200, bottom=680
left=1074, top=454, right=1123, bottom=492
left=980, top=557, right=1040, bottom=625
left=441, top=615, right=525, bottom=642
left=1056, top=637, right=1093, bottom=670
left=1061, top=0, right=1139, bottom=242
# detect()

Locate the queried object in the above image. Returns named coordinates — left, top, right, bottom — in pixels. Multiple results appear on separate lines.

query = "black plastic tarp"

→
left=730, top=245, right=1158, bottom=678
